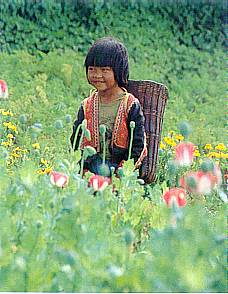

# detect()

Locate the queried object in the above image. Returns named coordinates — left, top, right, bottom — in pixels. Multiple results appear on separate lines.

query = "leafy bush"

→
left=0, top=0, right=225, bottom=54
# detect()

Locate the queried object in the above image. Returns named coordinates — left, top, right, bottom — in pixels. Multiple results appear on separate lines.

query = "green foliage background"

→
left=0, top=1, right=226, bottom=292
left=0, top=0, right=226, bottom=146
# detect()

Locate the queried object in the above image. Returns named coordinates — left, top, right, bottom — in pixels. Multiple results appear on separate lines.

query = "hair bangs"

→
left=85, top=45, right=114, bottom=68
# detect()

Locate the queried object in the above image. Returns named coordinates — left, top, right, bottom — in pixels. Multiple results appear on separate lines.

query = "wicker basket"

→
left=126, top=80, right=168, bottom=183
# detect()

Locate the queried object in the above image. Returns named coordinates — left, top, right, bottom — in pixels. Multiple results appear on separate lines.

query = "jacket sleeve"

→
left=127, top=101, right=146, bottom=162
left=70, top=105, right=84, bottom=150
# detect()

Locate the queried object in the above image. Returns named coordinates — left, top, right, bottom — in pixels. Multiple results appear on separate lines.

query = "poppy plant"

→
left=175, top=142, right=195, bottom=166
left=89, top=174, right=111, bottom=192
left=180, top=170, right=215, bottom=195
left=163, top=187, right=187, bottom=207
left=0, top=80, right=8, bottom=99
left=50, top=171, right=69, bottom=188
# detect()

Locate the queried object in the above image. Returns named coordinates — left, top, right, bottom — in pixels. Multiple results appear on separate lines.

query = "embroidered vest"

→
left=80, top=91, right=138, bottom=152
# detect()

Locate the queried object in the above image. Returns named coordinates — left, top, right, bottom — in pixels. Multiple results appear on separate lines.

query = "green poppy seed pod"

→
left=34, top=123, right=42, bottom=129
left=124, top=229, right=135, bottom=246
left=106, top=212, right=111, bottom=220
left=137, top=179, right=145, bottom=185
left=117, top=167, right=124, bottom=178
left=55, top=119, right=63, bottom=130
left=84, top=129, right=91, bottom=141
left=99, top=124, right=106, bottom=135
left=36, top=220, right=43, bottom=229
left=201, top=159, right=214, bottom=173
left=186, top=176, right=197, bottom=189
left=99, top=163, right=110, bottom=177
left=31, top=125, right=42, bottom=133
left=65, top=114, right=72, bottom=123
left=158, top=149, right=164, bottom=156
left=81, top=119, right=87, bottom=132
left=49, top=200, right=54, bottom=209
left=19, top=114, right=27, bottom=124
left=178, top=121, right=192, bottom=138
left=37, top=204, right=42, bottom=210
left=110, top=166, right=115, bottom=176
left=130, top=121, right=135, bottom=129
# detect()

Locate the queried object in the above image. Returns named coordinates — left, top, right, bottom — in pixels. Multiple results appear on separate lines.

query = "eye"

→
left=101, top=67, right=111, bottom=72
left=88, top=66, right=95, bottom=71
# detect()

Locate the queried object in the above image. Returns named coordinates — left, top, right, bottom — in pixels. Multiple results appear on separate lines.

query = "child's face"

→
left=87, top=66, right=118, bottom=92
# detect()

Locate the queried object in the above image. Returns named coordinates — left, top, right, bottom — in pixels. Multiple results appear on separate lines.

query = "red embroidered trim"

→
left=81, top=92, right=100, bottom=151
left=112, top=93, right=138, bottom=149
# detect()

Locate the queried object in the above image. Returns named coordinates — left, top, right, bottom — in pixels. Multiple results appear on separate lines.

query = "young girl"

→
left=70, top=37, right=147, bottom=176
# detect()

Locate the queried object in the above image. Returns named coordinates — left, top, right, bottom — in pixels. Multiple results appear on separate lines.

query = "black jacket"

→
left=70, top=101, right=145, bottom=168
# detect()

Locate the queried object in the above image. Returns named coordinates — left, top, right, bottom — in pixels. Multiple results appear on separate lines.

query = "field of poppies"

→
left=0, top=1, right=226, bottom=291
left=0, top=78, right=226, bottom=291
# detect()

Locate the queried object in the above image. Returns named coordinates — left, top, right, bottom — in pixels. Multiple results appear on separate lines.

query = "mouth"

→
left=91, top=80, right=104, bottom=83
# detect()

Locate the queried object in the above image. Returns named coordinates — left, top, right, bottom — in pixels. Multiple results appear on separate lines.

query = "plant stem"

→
left=71, top=123, right=82, bottom=154
left=102, top=132, right=106, bottom=165
left=80, top=153, right=85, bottom=177
left=128, top=125, right=134, bottom=161
left=78, top=128, right=85, bottom=151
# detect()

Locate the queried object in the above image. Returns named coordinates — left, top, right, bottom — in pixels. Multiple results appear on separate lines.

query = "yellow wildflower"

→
left=1, top=141, right=12, bottom=147
left=40, top=158, right=48, bottom=165
left=37, top=167, right=52, bottom=175
left=45, top=167, right=53, bottom=174
left=2, top=110, right=13, bottom=116
left=7, top=134, right=14, bottom=139
left=175, top=134, right=184, bottom=141
left=204, top=144, right=213, bottom=150
left=32, top=143, right=40, bottom=149
left=215, top=143, right=226, bottom=151
left=11, top=152, right=20, bottom=158
left=164, top=137, right=176, bottom=147
left=207, top=151, right=220, bottom=158
left=193, top=149, right=201, bottom=157
left=160, top=142, right=166, bottom=149
left=220, top=153, right=228, bottom=159
left=3, top=122, right=18, bottom=133
left=37, top=169, right=46, bottom=175
left=6, top=157, right=14, bottom=166
left=21, top=149, right=29, bottom=154
left=13, top=146, right=22, bottom=151
left=169, top=130, right=175, bottom=137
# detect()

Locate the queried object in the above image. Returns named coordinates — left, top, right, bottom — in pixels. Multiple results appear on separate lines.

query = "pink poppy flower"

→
left=89, top=174, right=111, bottom=192
left=163, top=188, right=187, bottom=207
left=180, top=170, right=215, bottom=195
left=50, top=171, right=69, bottom=188
left=0, top=80, right=8, bottom=99
left=175, top=142, right=195, bottom=166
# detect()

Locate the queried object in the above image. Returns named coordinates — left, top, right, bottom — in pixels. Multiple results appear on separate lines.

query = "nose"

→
left=94, top=68, right=103, bottom=78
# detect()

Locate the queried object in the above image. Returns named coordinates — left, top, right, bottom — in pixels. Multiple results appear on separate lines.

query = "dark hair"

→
left=84, top=37, right=129, bottom=87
